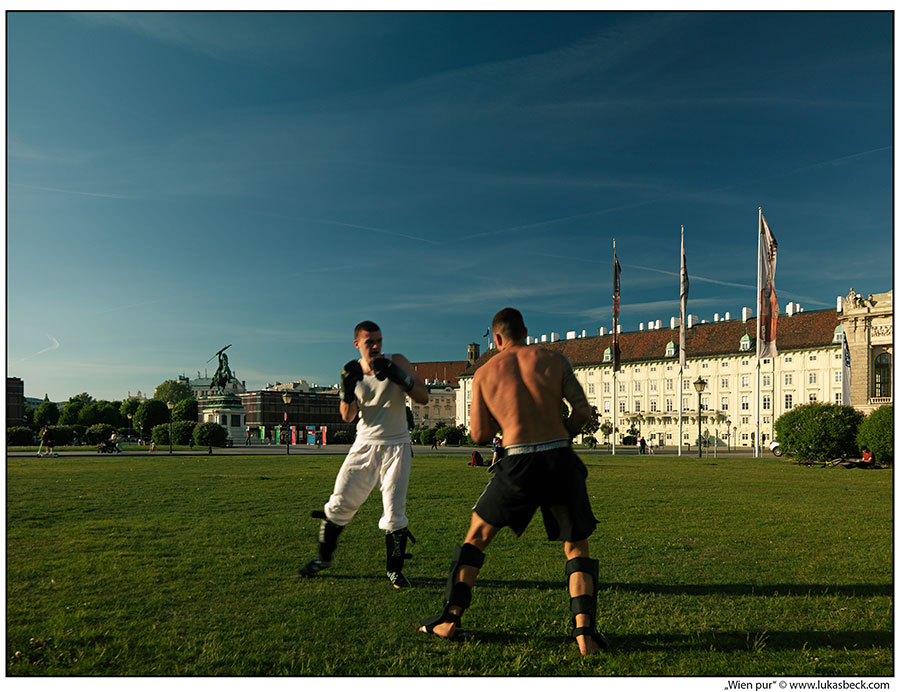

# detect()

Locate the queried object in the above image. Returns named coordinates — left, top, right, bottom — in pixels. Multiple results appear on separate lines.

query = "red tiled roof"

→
left=460, top=309, right=840, bottom=377
left=411, top=360, right=470, bottom=386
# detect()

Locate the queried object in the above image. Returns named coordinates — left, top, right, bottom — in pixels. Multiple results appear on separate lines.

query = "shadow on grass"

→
left=437, top=628, right=891, bottom=652
left=316, top=573, right=891, bottom=597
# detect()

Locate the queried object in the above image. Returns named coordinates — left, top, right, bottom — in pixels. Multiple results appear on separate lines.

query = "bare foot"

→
left=419, top=620, right=457, bottom=639
left=576, top=632, right=600, bottom=655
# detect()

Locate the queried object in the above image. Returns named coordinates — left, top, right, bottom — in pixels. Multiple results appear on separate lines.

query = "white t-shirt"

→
left=354, top=354, right=411, bottom=445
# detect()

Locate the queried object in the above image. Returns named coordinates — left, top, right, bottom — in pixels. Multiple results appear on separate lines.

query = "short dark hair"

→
left=354, top=321, right=381, bottom=338
left=492, top=308, right=526, bottom=342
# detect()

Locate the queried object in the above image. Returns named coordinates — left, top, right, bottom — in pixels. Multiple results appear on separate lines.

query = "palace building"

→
left=456, top=289, right=892, bottom=449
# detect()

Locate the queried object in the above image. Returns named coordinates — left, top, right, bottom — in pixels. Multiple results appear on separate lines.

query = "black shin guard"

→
left=565, top=556, right=610, bottom=649
left=420, top=542, right=485, bottom=632
left=385, top=527, right=415, bottom=573
left=312, top=510, right=343, bottom=562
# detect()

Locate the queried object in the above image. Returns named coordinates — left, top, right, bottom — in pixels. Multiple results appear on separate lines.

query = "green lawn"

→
left=6, top=454, right=892, bottom=676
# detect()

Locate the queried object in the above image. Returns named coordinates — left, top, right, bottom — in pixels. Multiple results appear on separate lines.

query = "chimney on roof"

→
left=742, top=307, right=752, bottom=322
left=599, top=327, right=607, bottom=336
left=540, top=334, right=548, bottom=343
left=581, top=329, right=587, bottom=338
left=550, top=332, right=560, bottom=342
left=670, top=317, right=679, bottom=329
left=656, top=319, right=662, bottom=329
left=836, top=296, right=843, bottom=313
left=725, top=311, right=731, bottom=321
left=617, top=324, right=622, bottom=334
left=785, top=302, right=795, bottom=316
left=714, top=313, right=720, bottom=322
left=467, top=343, right=480, bottom=365
left=639, top=322, right=645, bottom=331
left=687, top=315, right=698, bottom=328
left=566, top=330, right=577, bottom=340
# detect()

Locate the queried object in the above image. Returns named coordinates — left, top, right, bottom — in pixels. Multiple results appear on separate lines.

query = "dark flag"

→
left=757, top=210, right=778, bottom=359
left=613, top=248, right=621, bottom=372
left=679, top=225, right=689, bottom=370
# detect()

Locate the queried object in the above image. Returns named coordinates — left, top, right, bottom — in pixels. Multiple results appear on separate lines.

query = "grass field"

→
left=6, top=453, right=893, bottom=676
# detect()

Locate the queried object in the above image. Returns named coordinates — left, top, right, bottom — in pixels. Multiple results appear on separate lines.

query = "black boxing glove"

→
left=372, top=356, right=415, bottom=392
left=340, top=360, right=363, bottom=403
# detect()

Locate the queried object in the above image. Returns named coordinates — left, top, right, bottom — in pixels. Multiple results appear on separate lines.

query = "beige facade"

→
left=457, top=290, right=892, bottom=449
left=410, top=384, right=458, bottom=428
left=839, top=289, right=893, bottom=415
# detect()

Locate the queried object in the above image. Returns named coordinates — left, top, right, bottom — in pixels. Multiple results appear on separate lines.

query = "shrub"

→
left=134, top=400, right=171, bottom=438
left=774, top=402, right=864, bottom=462
left=409, top=430, right=421, bottom=445
left=439, top=425, right=468, bottom=446
left=193, top=422, right=228, bottom=453
left=47, top=425, right=74, bottom=446
left=86, top=424, right=115, bottom=445
left=151, top=424, right=170, bottom=446
left=857, top=404, right=893, bottom=465
left=7, top=426, right=35, bottom=446
left=172, top=420, right=197, bottom=445
left=420, top=428, right=437, bottom=447
left=330, top=429, right=355, bottom=445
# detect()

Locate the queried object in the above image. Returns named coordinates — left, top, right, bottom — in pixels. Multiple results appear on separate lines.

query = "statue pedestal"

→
left=200, top=394, right=247, bottom=444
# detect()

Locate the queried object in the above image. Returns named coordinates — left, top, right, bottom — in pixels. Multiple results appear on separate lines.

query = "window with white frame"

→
left=741, top=375, right=750, bottom=388
left=666, top=399, right=673, bottom=412
left=835, top=392, right=842, bottom=404
left=721, top=397, right=729, bottom=411
left=666, top=379, right=674, bottom=390
left=785, top=394, right=793, bottom=409
left=650, top=380, right=657, bottom=391
left=721, top=377, right=729, bottom=389
left=603, top=400, right=610, bottom=412
left=809, top=372, right=817, bottom=385
left=701, top=396, right=709, bottom=411
left=741, top=396, right=749, bottom=411
left=619, top=400, right=626, bottom=413
left=650, top=399, right=657, bottom=412
left=634, top=381, right=641, bottom=393
left=834, top=370, right=841, bottom=384
left=784, top=373, right=792, bottom=386
left=762, top=374, right=771, bottom=387
left=762, top=394, right=771, bottom=410
left=634, top=399, right=641, bottom=412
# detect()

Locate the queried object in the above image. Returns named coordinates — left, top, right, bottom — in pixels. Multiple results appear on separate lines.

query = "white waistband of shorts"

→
left=503, top=438, right=570, bottom=456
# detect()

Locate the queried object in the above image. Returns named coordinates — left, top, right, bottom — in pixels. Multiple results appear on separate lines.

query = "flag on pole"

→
left=612, top=246, right=622, bottom=372
left=841, top=331, right=852, bottom=406
left=757, top=210, right=778, bottom=359
left=679, top=225, right=689, bottom=370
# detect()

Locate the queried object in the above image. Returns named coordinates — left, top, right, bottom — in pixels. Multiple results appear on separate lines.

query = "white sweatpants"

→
left=323, top=441, right=412, bottom=532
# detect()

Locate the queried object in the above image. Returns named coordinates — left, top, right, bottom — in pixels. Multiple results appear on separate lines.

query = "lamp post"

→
left=693, top=377, right=706, bottom=458
left=167, top=401, right=174, bottom=455
left=725, top=419, right=731, bottom=453
left=282, top=393, right=293, bottom=455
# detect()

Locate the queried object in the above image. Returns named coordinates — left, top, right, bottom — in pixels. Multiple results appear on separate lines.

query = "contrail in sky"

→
left=19, top=335, right=61, bottom=361
left=12, top=183, right=129, bottom=199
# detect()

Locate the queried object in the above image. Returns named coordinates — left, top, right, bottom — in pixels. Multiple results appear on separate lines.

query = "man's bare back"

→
left=470, top=344, right=591, bottom=446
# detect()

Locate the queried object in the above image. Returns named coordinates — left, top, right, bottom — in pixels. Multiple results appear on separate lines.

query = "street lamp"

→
left=693, top=377, right=707, bottom=458
left=282, top=392, right=293, bottom=455
left=167, top=401, right=174, bottom=455
left=725, top=419, right=731, bottom=452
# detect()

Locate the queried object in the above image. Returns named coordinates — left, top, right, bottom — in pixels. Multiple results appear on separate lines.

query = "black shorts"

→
left=473, top=445, right=597, bottom=542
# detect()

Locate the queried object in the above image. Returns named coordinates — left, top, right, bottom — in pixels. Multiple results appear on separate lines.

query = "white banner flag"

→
left=679, top=225, right=688, bottom=370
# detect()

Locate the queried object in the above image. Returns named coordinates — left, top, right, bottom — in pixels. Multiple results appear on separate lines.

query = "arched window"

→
left=874, top=352, right=891, bottom=398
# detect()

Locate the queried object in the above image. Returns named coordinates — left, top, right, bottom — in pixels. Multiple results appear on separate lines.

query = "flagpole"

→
left=678, top=224, right=686, bottom=457
left=612, top=238, right=617, bottom=456
left=755, top=207, right=762, bottom=459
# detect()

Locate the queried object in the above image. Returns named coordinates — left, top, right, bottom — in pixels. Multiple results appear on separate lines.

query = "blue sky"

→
left=6, top=11, right=894, bottom=402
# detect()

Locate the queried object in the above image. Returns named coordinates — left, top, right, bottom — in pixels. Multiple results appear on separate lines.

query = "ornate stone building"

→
left=456, top=289, right=892, bottom=449
left=839, top=289, right=892, bottom=415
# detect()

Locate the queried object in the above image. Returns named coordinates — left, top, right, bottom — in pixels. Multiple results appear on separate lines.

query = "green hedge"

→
left=774, top=402, right=864, bottom=462
left=857, top=404, right=893, bottom=465
left=7, top=427, right=34, bottom=446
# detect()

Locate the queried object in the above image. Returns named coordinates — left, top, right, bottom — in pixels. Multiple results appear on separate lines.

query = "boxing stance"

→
left=420, top=308, right=609, bottom=654
left=299, top=321, right=428, bottom=588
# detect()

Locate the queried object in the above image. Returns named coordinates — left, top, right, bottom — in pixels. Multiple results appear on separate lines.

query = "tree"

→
left=154, top=380, right=193, bottom=404
left=120, top=397, right=141, bottom=421
left=857, top=404, right=893, bottom=465
left=86, top=423, right=115, bottom=445
left=774, top=402, right=864, bottom=463
left=193, top=422, right=228, bottom=454
left=172, top=398, right=198, bottom=423
left=77, top=400, right=124, bottom=428
left=581, top=405, right=600, bottom=440
left=599, top=420, right=614, bottom=442
left=133, top=399, right=171, bottom=438
left=34, top=401, right=60, bottom=427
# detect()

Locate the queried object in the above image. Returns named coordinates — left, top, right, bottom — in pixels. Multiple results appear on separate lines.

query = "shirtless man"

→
left=419, top=308, right=608, bottom=654
left=299, top=321, right=428, bottom=588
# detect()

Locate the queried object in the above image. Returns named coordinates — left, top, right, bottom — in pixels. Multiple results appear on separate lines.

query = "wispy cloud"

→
left=12, top=183, right=130, bottom=200
left=95, top=300, right=159, bottom=315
